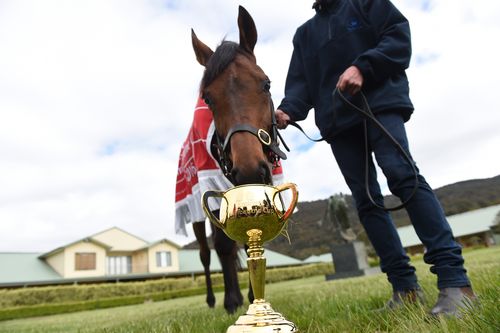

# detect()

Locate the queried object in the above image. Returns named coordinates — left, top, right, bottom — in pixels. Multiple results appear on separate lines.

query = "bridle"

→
left=210, top=98, right=289, bottom=182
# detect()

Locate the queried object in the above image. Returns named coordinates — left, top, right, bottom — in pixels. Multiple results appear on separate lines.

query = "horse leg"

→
left=244, top=244, right=255, bottom=304
left=192, top=221, right=215, bottom=308
left=211, top=217, right=243, bottom=314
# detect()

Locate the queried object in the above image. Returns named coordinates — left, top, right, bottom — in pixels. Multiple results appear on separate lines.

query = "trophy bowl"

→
left=202, top=183, right=299, bottom=333
left=201, top=183, right=298, bottom=244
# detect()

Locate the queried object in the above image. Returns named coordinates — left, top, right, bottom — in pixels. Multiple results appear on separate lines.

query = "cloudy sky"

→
left=1, top=0, right=499, bottom=252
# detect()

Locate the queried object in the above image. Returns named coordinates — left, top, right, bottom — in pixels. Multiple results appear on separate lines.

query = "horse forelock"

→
left=200, top=40, right=253, bottom=91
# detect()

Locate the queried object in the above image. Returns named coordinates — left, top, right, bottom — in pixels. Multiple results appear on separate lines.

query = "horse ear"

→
left=238, top=6, right=257, bottom=54
left=191, top=29, right=213, bottom=67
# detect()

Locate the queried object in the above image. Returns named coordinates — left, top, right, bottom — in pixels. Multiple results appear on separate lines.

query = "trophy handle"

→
left=273, top=183, right=298, bottom=222
left=201, top=190, right=226, bottom=230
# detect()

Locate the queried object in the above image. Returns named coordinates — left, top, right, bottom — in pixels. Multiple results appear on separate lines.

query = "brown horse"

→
left=190, top=6, right=287, bottom=314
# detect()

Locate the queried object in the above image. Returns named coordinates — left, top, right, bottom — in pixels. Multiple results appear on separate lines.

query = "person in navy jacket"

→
left=276, top=0, right=476, bottom=316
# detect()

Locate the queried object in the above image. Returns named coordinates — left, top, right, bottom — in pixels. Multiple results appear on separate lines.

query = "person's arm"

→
left=336, top=66, right=364, bottom=95
left=277, top=31, right=313, bottom=127
left=351, top=0, right=412, bottom=85
left=275, top=109, right=291, bottom=129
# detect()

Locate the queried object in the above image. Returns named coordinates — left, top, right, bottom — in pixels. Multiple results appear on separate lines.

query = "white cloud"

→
left=0, top=0, right=498, bottom=252
left=402, top=0, right=500, bottom=188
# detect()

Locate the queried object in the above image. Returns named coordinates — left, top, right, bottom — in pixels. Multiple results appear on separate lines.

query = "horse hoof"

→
left=224, top=293, right=244, bottom=314
left=207, top=295, right=216, bottom=308
left=237, top=292, right=244, bottom=307
left=225, top=305, right=238, bottom=315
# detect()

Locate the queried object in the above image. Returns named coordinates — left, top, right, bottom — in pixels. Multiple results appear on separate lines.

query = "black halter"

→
left=211, top=99, right=289, bottom=181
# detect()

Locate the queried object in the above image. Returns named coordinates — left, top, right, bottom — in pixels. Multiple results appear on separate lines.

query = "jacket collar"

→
left=312, top=0, right=338, bottom=13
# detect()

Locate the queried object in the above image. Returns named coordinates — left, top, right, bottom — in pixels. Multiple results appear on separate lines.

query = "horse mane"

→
left=200, top=40, right=250, bottom=91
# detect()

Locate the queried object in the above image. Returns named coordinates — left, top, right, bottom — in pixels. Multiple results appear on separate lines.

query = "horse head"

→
left=191, top=6, right=284, bottom=185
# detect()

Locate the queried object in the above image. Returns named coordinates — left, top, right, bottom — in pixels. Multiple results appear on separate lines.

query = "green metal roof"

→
left=397, top=204, right=500, bottom=248
left=0, top=248, right=302, bottom=286
left=0, top=253, right=61, bottom=285
left=262, top=248, right=302, bottom=267
left=303, top=253, right=332, bottom=264
left=178, top=248, right=302, bottom=274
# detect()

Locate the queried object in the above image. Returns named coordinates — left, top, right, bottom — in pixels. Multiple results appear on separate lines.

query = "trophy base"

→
left=226, top=301, right=298, bottom=333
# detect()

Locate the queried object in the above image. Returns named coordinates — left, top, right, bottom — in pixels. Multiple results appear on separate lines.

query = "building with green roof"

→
left=3, top=205, right=497, bottom=287
left=0, top=227, right=303, bottom=288
left=397, top=204, right=500, bottom=254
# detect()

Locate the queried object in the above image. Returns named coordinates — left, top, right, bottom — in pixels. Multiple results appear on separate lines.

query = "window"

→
left=156, top=251, right=172, bottom=267
left=75, top=253, right=96, bottom=270
left=106, top=256, right=132, bottom=275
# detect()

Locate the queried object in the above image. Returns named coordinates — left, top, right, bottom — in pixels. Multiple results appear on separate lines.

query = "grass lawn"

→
left=0, top=247, right=498, bottom=333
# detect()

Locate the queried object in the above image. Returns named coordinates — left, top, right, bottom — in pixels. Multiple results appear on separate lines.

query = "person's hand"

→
left=336, top=66, right=364, bottom=95
left=275, top=109, right=291, bottom=129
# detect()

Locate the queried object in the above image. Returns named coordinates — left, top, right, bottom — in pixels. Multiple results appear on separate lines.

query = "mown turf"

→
left=0, top=247, right=498, bottom=333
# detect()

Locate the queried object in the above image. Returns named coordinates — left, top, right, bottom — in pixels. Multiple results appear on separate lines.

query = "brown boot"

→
left=379, top=288, right=425, bottom=311
left=429, top=287, right=478, bottom=317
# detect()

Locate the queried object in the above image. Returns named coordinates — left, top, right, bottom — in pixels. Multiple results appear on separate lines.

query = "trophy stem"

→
left=246, top=229, right=266, bottom=301
left=224, top=229, right=298, bottom=332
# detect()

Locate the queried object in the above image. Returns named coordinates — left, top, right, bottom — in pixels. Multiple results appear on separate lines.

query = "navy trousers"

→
left=329, top=112, right=470, bottom=291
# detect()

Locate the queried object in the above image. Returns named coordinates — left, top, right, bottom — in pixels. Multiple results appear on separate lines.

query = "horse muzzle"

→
left=230, top=160, right=272, bottom=186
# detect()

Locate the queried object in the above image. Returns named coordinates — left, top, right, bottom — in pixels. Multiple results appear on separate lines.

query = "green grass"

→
left=0, top=247, right=498, bottom=333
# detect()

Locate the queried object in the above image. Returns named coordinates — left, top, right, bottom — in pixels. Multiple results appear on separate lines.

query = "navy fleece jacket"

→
left=278, top=0, right=414, bottom=140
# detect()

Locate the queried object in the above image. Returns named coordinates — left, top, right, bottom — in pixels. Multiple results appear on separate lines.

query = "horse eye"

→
left=202, top=93, right=212, bottom=107
left=263, top=80, right=271, bottom=92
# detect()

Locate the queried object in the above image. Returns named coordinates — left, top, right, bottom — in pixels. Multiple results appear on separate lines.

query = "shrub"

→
left=0, top=263, right=331, bottom=320
left=0, top=286, right=225, bottom=321
left=0, top=276, right=206, bottom=308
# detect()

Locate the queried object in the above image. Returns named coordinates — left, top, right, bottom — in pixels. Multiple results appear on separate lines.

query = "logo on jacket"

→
left=346, top=18, right=362, bottom=32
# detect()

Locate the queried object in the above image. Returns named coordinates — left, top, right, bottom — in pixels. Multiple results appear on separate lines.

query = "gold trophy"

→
left=202, top=183, right=299, bottom=333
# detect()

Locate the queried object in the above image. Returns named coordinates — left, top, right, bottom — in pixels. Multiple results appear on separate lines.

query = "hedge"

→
left=0, top=275, right=215, bottom=308
left=0, top=285, right=227, bottom=321
left=0, top=263, right=332, bottom=321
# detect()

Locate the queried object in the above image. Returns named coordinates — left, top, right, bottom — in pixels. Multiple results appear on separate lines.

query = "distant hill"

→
left=184, top=175, right=500, bottom=260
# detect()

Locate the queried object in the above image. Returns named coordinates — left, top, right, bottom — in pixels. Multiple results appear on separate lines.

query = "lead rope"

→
left=288, top=88, right=419, bottom=211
